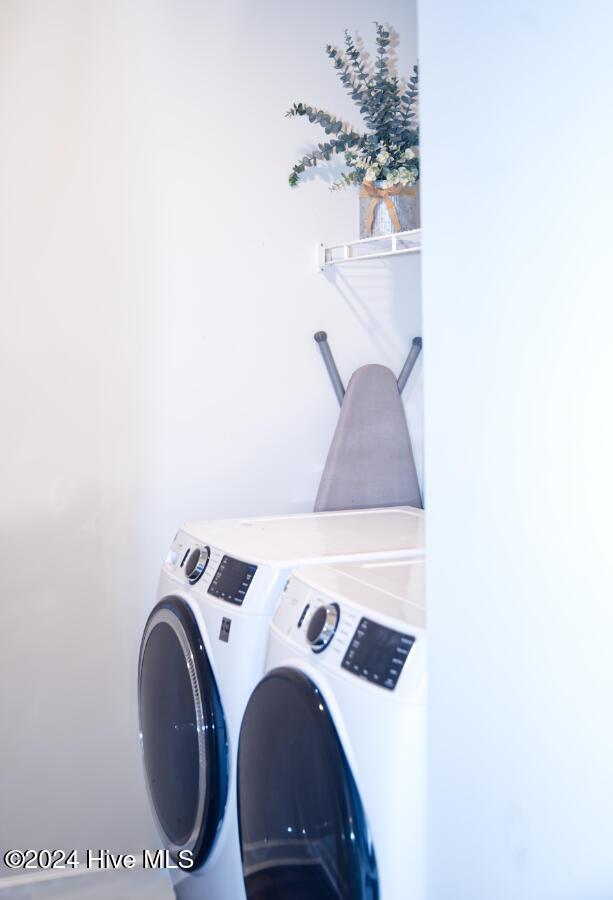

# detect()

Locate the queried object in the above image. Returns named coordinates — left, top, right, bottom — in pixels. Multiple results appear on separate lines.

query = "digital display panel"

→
left=342, top=617, right=414, bottom=690
left=207, top=555, right=257, bottom=605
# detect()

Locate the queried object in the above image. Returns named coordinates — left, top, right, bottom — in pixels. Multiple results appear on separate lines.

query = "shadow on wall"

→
left=324, top=260, right=418, bottom=358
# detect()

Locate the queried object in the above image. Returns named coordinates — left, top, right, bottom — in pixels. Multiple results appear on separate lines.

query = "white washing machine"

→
left=237, top=557, right=426, bottom=900
left=137, top=508, right=424, bottom=900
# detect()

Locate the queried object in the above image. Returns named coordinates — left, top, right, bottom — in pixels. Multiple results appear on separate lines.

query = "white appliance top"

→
left=290, top=558, right=426, bottom=630
left=182, top=507, right=424, bottom=567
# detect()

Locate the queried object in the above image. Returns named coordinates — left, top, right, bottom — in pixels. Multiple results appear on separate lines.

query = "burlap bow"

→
left=359, top=181, right=417, bottom=236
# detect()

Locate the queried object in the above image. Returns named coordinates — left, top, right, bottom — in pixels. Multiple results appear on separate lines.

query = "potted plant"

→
left=287, top=22, right=419, bottom=239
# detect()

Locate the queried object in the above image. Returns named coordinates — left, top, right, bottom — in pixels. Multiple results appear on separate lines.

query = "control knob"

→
left=185, top=546, right=211, bottom=585
left=306, top=603, right=340, bottom=653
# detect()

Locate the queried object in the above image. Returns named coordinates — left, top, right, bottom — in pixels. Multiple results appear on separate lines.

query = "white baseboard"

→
left=0, top=858, right=144, bottom=891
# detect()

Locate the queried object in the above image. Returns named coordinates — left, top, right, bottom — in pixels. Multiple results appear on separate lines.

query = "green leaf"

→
left=287, top=23, right=419, bottom=189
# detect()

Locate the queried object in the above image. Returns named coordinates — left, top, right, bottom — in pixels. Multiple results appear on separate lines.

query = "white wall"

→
left=0, top=0, right=420, bottom=874
left=419, top=3, right=613, bottom=898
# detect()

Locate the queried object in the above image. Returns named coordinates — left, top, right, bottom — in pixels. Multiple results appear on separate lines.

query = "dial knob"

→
left=185, top=545, right=211, bottom=584
left=306, top=603, right=340, bottom=653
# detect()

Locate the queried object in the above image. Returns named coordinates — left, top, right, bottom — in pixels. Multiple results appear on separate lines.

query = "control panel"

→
left=273, top=577, right=422, bottom=694
left=207, top=555, right=257, bottom=605
left=342, top=617, right=414, bottom=690
left=163, top=534, right=260, bottom=607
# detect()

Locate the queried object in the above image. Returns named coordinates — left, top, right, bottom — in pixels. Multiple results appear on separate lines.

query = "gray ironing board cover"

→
left=314, top=363, right=422, bottom=512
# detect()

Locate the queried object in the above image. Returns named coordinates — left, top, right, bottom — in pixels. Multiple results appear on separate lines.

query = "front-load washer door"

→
left=138, top=596, right=228, bottom=870
left=237, top=667, right=378, bottom=900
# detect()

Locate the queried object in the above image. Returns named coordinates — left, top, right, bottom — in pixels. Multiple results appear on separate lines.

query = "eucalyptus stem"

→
left=287, top=23, right=419, bottom=191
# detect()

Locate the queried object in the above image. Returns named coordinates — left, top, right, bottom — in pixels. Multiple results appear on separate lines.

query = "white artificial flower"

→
left=377, top=149, right=391, bottom=165
left=364, top=166, right=380, bottom=182
left=404, top=148, right=416, bottom=160
left=354, top=157, right=368, bottom=169
left=397, top=167, right=417, bottom=186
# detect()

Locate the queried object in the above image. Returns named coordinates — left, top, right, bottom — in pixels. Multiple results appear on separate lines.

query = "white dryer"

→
left=237, top=557, right=426, bottom=900
left=137, top=508, right=424, bottom=900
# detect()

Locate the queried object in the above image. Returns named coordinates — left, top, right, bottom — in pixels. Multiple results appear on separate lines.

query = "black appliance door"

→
left=138, top=596, right=228, bottom=869
left=237, top=667, right=378, bottom=900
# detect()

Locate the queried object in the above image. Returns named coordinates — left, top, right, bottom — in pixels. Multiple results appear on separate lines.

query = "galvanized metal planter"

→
left=359, top=179, right=420, bottom=239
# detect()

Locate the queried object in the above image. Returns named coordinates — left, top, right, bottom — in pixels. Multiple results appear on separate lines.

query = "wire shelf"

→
left=318, top=228, right=421, bottom=271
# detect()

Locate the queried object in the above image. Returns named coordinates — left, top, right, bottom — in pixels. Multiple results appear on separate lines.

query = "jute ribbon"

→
left=359, top=181, right=417, bottom=236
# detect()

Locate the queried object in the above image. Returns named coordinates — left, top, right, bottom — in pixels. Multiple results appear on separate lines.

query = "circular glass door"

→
left=138, top=596, right=228, bottom=869
left=237, top=667, right=378, bottom=900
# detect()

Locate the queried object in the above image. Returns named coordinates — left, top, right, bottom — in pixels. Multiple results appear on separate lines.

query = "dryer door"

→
left=237, top=667, right=378, bottom=900
left=138, top=596, right=228, bottom=870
